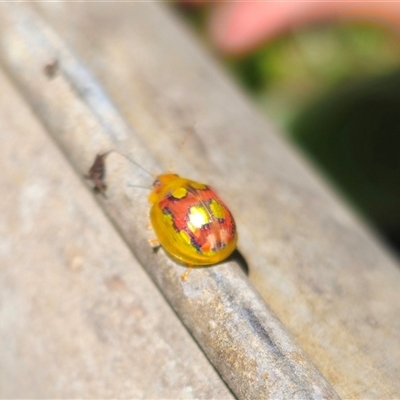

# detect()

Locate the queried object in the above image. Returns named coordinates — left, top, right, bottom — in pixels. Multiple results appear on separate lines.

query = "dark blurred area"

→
left=291, top=71, right=400, bottom=253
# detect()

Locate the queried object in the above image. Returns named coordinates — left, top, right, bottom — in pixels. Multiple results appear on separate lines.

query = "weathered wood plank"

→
left=1, top=2, right=399, bottom=398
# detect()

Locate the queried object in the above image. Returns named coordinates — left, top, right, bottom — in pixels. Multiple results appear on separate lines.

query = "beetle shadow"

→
left=229, top=249, right=249, bottom=276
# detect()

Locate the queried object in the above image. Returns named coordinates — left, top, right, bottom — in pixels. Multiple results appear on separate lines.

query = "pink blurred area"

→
left=191, top=2, right=400, bottom=55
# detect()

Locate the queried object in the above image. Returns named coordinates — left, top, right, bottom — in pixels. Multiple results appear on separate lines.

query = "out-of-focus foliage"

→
left=292, top=72, right=400, bottom=250
left=227, top=23, right=400, bottom=128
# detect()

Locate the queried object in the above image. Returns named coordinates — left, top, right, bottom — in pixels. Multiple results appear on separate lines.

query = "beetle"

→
left=149, top=173, right=237, bottom=267
left=85, top=152, right=238, bottom=278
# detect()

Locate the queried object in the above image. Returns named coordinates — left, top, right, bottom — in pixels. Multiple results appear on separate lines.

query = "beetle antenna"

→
left=85, top=150, right=154, bottom=196
left=107, top=149, right=154, bottom=177
left=126, top=183, right=151, bottom=190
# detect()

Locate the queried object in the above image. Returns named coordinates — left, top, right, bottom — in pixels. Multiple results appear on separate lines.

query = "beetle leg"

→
left=181, top=265, right=193, bottom=281
left=149, top=238, right=160, bottom=248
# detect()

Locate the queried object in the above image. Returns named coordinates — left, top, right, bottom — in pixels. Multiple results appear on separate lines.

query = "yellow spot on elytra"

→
left=188, top=205, right=210, bottom=230
left=209, top=199, right=225, bottom=219
left=180, top=230, right=192, bottom=245
left=162, top=212, right=174, bottom=226
left=190, top=182, right=207, bottom=190
left=171, top=187, right=187, bottom=199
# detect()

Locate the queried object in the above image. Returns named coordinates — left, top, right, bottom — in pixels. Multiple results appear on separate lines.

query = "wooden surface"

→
left=0, top=66, right=234, bottom=399
left=0, top=2, right=399, bottom=399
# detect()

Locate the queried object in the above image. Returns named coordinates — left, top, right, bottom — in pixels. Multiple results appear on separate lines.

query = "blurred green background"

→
left=177, top=4, right=400, bottom=255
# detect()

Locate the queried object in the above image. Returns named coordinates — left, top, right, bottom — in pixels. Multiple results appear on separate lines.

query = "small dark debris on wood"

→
left=44, top=59, right=59, bottom=79
left=84, top=152, right=112, bottom=196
